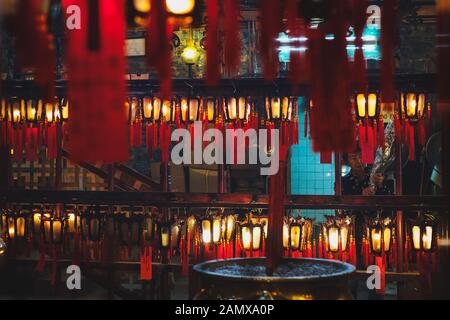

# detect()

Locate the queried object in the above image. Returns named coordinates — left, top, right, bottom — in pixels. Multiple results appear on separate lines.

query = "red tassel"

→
left=46, top=124, right=58, bottom=160
left=380, top=0, right=399, bottom=103
left=259, top=0, right=281, bottom=80
left=146, top=0, right=172, bottom=97
left=140, top=246, right=153, bottom=280
left=206, top=0, right=220, bottom=85
left=406, top=120, right=415, bottom=161
left=146, top=123, right=153, bottom=158
left=351, top=0, right=369, bottom=91
left=64, top=0, right=129, bottom=164
left=223, top=0, right=241, bottom=74
left=375, top=255, right=386, bottom=295
left=320, top=151, right=332, bottom=164
left=25, top=127, right=39, bottom=162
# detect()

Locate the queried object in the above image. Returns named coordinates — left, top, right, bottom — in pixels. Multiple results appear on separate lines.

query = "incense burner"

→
left=192, top=257, right=355, bottom=300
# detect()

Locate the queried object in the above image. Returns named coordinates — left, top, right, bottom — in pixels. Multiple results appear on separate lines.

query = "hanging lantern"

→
left=401, top=92, right=427, bottom=120
left=44, top=101, right=60, bottom=124
left=42, top=216, right=64, bottom=244
left=355, top=92, right=379, bottom=120
left=66, top=210, right=80, bottom=234
left=187, top=215, right=197, bottom=234
left=221, top=213, right=236, bottom=243
left=80, top=208, right=103, bottom=242
left=160, top=98, right=177, bottom=123
left=282, top=218, right=304, bottom=251
left=181, top=45, right=200, bottom=65
left=223, top=97, right=251, bottom=123
left=134, top=0, right=151, bottom=13
left=5, top=210, right=28, bottom=240
left=143, top=213, right=156, bottom=241
left=118, top=213, right=142, bottom=245
left=261, top=217, right=269, bottom=240
left=324, top=215, right=352, bottom=254
left=8, top=100, right=23, bottom=125
left=410, top=214, right=438, bottom=252
left=204, top=97, right=217, bottom=123
left=170, top=222, right=182, bottom=249
left=201, top=213, right=222, bottom=246
left=240, top=218, right=263, bottom=252
left=180, top=97, right=201, bottom=123
left=159, top=224, right=171, bottom=249
left=59, top=98, right=70, bottom=122
left=265, top=96, right=295, bottom=122
left=128, top=97, right=140, bottom=123
left=142, top=97, right=154, bottom=122
left=25, top=99, right=43, bottom=124
left=368, top=216, right=395, bottom=255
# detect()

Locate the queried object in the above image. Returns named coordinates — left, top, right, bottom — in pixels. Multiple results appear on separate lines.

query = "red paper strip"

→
left=223, top=0, right=241, bottom=74
left=206, top=0, right=220, bottom=85
left=64, top=0, right=129, bottom=164
left=140, top=246, right=153, bottom=280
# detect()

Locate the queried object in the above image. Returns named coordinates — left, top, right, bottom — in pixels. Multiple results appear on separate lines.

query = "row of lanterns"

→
left=351, top=91, right=431, bottom=164
left=1, top=208, right=438, bottom=257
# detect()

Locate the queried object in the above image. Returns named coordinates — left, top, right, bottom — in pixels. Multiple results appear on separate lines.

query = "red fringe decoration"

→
left=140, top=246, right=153, bottom=280
left=15, top=0, right=56, bottom=102
left=146, top=0, right=172, bottom=97
left=259, top=0, right=282, bottom=80
left=206, top=0, right=220, bottom=85
left=25, top=127, right=39, bottom=162
left=223, top=0, right=241, bottom=75
left=46, top=124, right=58, bottom=160
left=64, top=0, right=129, bottom=164
left=380, top=0, right=399, bottom=103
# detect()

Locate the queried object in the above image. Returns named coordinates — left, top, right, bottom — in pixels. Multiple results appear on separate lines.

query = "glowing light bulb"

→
left=166, top=0, right=195, bottom=15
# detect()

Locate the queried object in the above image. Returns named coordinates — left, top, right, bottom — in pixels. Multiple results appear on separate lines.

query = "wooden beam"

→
left=1, top=190, right=448, bottom=210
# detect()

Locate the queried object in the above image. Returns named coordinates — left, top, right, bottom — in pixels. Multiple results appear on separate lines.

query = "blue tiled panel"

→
left=290, top=97, right=335, bottom=221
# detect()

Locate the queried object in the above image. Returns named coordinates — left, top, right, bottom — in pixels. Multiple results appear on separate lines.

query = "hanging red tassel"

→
left=375, top=254, right=386, bottom=295
left=380, top=0, right=399, bottom=103
left=46, top=124, right=58, bottom=160
left=406, top=120, right=415, bottom=161
left=223, top=0, right=241, bottom=74
left=418, top=118, right=426, bottom=146
left=15, top=0, right=56, bottom=102
left=64, top=0, right=129, bottom=164
left=206, top=0, right=220, bottom=85
left=320, top=151, right=332, bottom=164
left=11, top=126, right=24, bottom=161
left=25, top=127, right=39, bottom=162
left=286, top=0, right=309, bottom=85
left=140, top=246, right=153, bottom=280
left=259, top=0, right=282, bottom=80
left=146, top=123, right=154, bottom=158
left=351, top=0, right=369, bottom=91
left=146, top=0, right=172, bottom=97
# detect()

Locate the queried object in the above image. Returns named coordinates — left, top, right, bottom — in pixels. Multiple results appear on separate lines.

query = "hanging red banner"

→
left=63, top=0, right=129, bottom=164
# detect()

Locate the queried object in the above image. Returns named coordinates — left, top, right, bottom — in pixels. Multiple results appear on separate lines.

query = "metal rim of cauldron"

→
left=193, top=257, right=356, bottom=283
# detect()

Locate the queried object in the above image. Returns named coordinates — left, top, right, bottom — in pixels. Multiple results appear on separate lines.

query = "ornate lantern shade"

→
left=401, top=92, right=427, bottom=120
left=9, top=100, right=23, bottom=124
left=410, top=215, right=437, bottom=252
left=160, top=224, right=170, bottom=249
left=265, top=96, right=294, bottom=122
left=204, top=97, right=217, bottom=123
left=66, top=211, right=80, bottom=234
left=224, top=97, right=250, bottom=122
left=128, top=97, right=140, bottom=123
left=59, top=98, right=69, bottom=122
left=170, top=222, right=182, bottom=249
left=325, top=221, right=340, bottom=253
left=355, top=92, right=379, bottom=120
left=282, top=218, right=304, bottom=251
left=5, top=211, right=28, bottom=240
left=201, top=214, right=222, bottom=246
left=25, top=99, right=43, bottom=123
left=143, top=214, right=155, bottom=241
left=160, top=98, right=177, bottom=123
left=221, top=214, right=236, bottom=243
left=368, top=217, right=394, bottom=255
left=180, top=97, right=201, bottom=123
left=43, top=216, right=64, bottom=244
left=142, top=97, right=154, bottom=122
left=80, top=208, right=102, bottom=242
left=240, top=220, right=263, bottom=252
left=44, top=101, right=61, bottom=124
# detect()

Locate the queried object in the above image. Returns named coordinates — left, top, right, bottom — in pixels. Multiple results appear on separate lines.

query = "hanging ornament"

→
left=64, top=0, right=129, bottom=164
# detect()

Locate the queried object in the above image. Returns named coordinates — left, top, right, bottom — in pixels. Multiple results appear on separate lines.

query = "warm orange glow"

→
left=161, top=100, right=172, bottom=122
left=134, top=0, right=151, bottom=12
left=153, top=98, right=162, bottom=121
left=202, top=220, right=212, bottom=244
left=161, top=227, right=170, bottom=248
left=12, top=103, right=21, bottom=123
left=328, top=227, right=339, bottom=252
left=212, top=217, right=222, bottom=244
left=422, top=226, right=433, bottom=251
left=371, top=228, right=382, bottom=253
left=33, top=213, right=42, bottom=234
left=271, top=97, right=281, bottom=119
left=68, top=213, right=76, bottom=233
left=45, top=103, right=54, bottom=123
left=340, top=225, right=349, bottom=252
left=181, top=45, right=200, bottom=65
left=16, top=217, right=26, bottom=238
left=283, top=223, right=289, bottom=249
left=367, top=93, right=377, bottom=117
left=166, top=0, right=195, bottom=15
left=206, top=99, right=215, bottom=122
left=241, top=226, right=252, bottom=251
left=61, top=101, right=69, bottom=120
left=252, top=225, right=262, bottom=251
left=356, top=94, right=366, bottom=118
left=189, top=98, right=200, bottom=122
left=143, top=97, right=153, bottom=120
left=290, top=225, right=301, bottom=250
left=412, top=225, right=421, bottom=250
left=406, top=93, right=417, bottom=117
left=383, top=227, right=391, bottom=252
left=187, top=216, right=196, bottom=234
left=170, top=225, right=180, bottom=248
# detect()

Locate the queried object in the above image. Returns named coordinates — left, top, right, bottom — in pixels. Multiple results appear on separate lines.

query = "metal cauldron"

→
left=192, top=257, right=355, bottom=300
